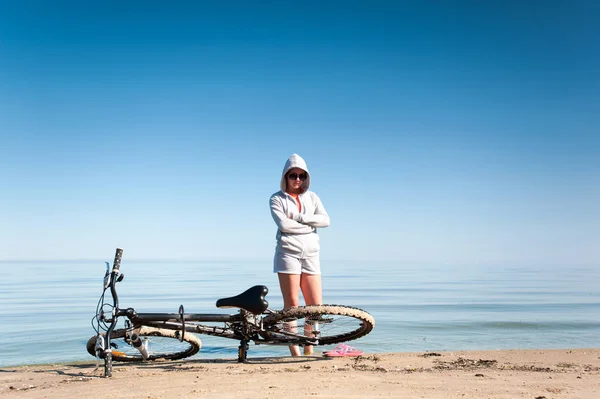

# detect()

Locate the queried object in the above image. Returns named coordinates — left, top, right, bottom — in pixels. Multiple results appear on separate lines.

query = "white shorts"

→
left=273, top=252, right=321, bottom=275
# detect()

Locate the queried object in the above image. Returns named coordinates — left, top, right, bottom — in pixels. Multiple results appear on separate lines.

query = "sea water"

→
left=0, top=259, right=598, bottom=367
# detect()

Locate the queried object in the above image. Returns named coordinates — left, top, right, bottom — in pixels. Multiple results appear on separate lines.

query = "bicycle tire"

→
left=262, top=305, right=374, bottom=345
left=87, top=326, right=202, bottom=362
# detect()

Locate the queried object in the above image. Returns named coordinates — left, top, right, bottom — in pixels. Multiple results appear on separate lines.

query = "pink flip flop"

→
left=323, top=343, right=364, bottom=357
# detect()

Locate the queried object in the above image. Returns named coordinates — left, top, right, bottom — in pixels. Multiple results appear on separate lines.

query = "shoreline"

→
left=2, top=348, right=599, bottom=398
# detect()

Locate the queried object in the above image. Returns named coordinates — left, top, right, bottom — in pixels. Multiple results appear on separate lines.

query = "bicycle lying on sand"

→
left=87, top=248, right=375, bottom=377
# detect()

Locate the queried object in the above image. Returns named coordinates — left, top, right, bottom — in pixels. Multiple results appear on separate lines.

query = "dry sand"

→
left=1, top=348, right=599, bottom=398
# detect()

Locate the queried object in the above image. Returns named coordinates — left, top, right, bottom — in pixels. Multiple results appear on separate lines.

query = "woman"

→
left=269, top=153, right=330, bottom=356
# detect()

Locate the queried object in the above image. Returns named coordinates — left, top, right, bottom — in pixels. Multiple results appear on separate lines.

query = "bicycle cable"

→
left=91, top=287, right=115, bottom=334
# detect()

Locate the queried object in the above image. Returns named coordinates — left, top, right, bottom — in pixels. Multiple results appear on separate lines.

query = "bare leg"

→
left=300, top=273, right=323, bottom=355
left=300, top=273, right=323, bottom=305
left=278, top=273, right=302, bottom=356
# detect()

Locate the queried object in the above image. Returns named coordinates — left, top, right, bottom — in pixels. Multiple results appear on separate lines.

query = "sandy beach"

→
left=1, top=348, right=598, bottom=398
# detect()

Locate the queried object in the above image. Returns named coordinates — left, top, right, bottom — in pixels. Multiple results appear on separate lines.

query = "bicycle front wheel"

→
left=262, top=305, right=374, bottom=345
left=87, top=326, right=202, bottom=362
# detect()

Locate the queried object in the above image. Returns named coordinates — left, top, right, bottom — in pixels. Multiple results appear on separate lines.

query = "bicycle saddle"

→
left=216, top=285, right=269, bottom=315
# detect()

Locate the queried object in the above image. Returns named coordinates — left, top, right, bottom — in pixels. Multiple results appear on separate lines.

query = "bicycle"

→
left=87, top=248, right=375, bottom=377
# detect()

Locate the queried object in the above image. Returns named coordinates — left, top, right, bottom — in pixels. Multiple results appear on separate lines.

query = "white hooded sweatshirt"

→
left=269, top=154, right=330, bottom=258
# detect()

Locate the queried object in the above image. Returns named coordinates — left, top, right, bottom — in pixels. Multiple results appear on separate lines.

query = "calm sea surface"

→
left=1, top=259, right=599, bottom=367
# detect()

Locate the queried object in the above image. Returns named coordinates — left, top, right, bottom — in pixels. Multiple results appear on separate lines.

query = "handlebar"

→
left=104, top=249, right=149, bottom=360
left=94, top=249, right=125, bottom=365
left=104, top=249, right=123, bottom=338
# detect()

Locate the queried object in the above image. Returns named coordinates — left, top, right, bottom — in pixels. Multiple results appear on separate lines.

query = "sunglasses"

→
left=287, top=173, right=307, bottom=181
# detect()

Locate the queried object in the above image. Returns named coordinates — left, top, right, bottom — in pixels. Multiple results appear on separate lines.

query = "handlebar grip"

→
left=112, top=248, right=123, bottom=272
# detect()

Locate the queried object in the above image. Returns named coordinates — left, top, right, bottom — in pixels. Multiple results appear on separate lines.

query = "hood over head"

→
left=280, top=153, right=310, bottom=193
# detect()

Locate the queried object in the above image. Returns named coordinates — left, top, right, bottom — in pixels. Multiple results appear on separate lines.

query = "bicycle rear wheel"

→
left=262, top=305, right=374, bottom=345
left=87, top=326, right=202, bottom=362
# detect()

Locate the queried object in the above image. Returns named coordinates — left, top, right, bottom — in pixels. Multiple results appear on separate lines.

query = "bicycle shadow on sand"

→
left=117, top=355, right=333, bottom=371
left=24, top=355, right=334, bottom=378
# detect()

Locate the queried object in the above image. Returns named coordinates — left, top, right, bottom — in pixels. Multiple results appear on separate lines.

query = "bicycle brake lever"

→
left=103, top=262, right=111, bottom=289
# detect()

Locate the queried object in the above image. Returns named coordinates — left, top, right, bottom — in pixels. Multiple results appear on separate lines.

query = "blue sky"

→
left=1, top=1, right=598, bottom=265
